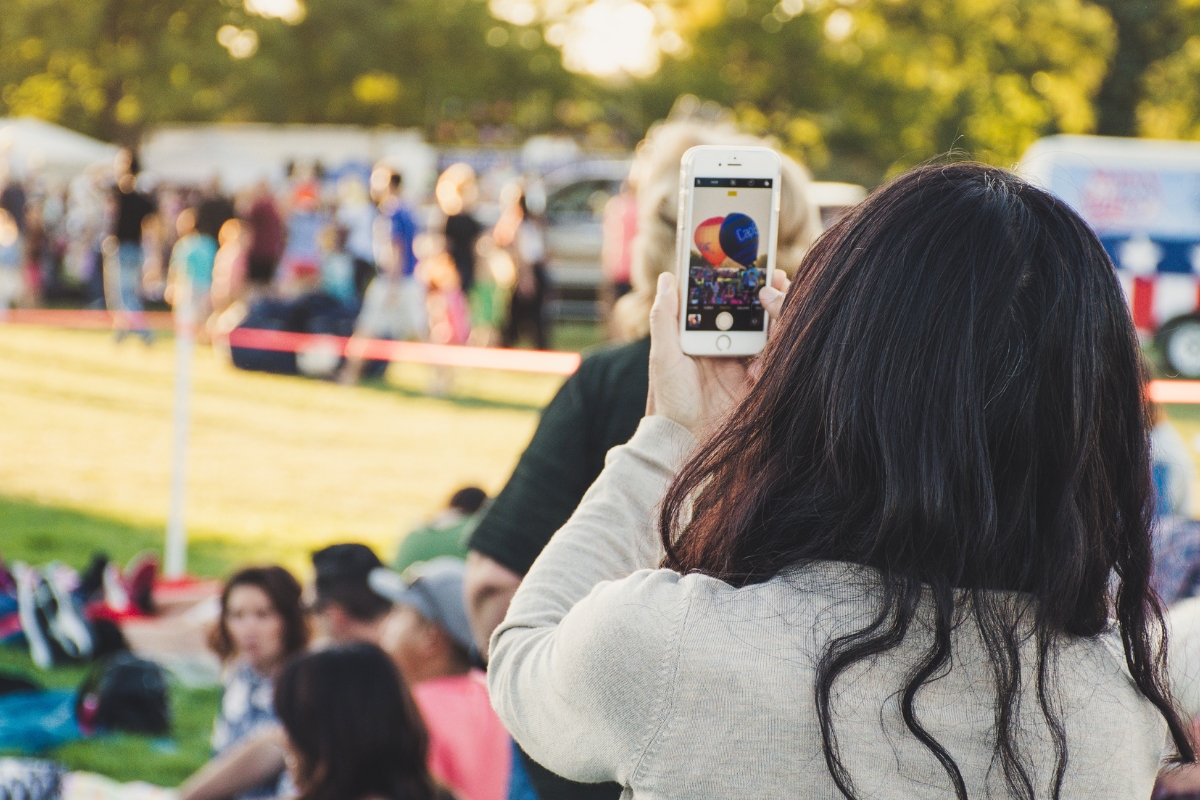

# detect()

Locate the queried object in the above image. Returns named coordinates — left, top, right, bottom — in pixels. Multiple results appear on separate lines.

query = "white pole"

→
left=164, top=282, right=194, bottom=579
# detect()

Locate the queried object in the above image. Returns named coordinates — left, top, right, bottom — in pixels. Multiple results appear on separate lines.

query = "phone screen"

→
left=684, top=177, right=773, bottom=332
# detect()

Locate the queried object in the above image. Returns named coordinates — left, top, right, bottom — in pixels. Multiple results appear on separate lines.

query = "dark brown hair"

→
left=208, top=565, right=309, bottom=663
left=275, top=643, right=441, bottom=800
left=659, top=163, right=1193, bottom=799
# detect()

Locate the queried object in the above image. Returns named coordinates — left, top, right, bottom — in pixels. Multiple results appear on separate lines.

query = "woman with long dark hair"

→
left=206, top=565, right=309, bottom=799
left=275, top=643, right=453, bottom=800
left=488, top=163, right=1197, bottom=799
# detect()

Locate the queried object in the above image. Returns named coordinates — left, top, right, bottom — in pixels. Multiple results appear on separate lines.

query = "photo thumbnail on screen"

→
left=685, top=178, right=772, bottom=332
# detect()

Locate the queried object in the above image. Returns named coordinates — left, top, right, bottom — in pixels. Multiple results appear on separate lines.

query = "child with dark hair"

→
left=275, top=643, right=454, bottom=800
left=207, top=565, right=309, bottom=800
left=310, top=543, right=392, bottom=643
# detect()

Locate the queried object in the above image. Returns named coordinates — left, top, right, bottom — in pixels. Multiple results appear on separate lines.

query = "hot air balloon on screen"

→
left=719, top=213, right=759, bottom=267
left=694, top=216, right=727, bottom=265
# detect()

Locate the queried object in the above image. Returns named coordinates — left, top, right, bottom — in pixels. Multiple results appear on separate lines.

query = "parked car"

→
left=1020, top=135, right=1200, bottom=377
left=540, top=160, right=630, bottom=321
left=806, top=181, right=866, bottom=229
left=540, top=160, right=867, bottom=319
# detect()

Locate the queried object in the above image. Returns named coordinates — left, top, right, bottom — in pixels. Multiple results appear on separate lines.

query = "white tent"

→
left=141, top=123, right=437, bottom=194
left=0, top=117, right=118, bottom=182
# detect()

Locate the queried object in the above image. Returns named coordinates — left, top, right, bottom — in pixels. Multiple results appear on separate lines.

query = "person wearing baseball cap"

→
left=370, top=558, right=512, bottom=800
left=310, top=543, right=391, bottom=645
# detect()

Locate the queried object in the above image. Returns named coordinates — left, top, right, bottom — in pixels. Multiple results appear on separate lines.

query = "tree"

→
left=1090, top=0, right=1182, bottom=136
left=644, top=0, right=1115, bottom=183
left=0, top=0, right=600, bottom=146
left=0, top=0, right=235, bottom=143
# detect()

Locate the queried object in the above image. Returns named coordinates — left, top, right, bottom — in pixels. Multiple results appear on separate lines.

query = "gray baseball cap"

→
left=368, top=558, right=474, bottom=652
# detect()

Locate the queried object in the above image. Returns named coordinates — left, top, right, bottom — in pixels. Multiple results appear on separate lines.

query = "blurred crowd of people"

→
left=0, top=148, right=560, bottom=373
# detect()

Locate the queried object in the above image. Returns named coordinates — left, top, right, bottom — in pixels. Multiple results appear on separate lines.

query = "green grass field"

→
left=0, top=322, right=602, bottom=784
left=0, top=325, right=598, bottom=575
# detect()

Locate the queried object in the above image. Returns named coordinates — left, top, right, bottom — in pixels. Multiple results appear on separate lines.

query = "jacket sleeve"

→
left=487, top=416, right=697, bottom=784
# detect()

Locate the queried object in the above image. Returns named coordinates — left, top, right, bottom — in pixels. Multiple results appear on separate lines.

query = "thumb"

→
left=649, top=272, right=681, bottom=354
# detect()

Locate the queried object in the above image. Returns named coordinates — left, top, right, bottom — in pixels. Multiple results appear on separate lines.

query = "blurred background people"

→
left=167, top=207, right=217, bottom=334
left=317, top=224, right=358, bottom=307
left=1151, top=395, right=1200, bottom=607
left=394, top=487, right=488, bottom=574
left=0, top=207, right=21, bottom=313
left=310, top=543, right=391, bottom=644
left=371, top=559, right=510, bottom=800
left=207, top=566, right=309, bottom=800
left=104, top=148, right=158, bottom=342
left=598, top=181, right=637, bottom=333
left=495, top=186, right=548, bottom=350
left=340, top=171, right=425, bottom=384
left=437, top=164, right=483, bottom=296
left=244, top=182, right=286, bottom=298
left=335, top=175, right=378, bottom=303
left=275, top=643, right=456, bottom=800
left=209, top=218, right=247, bottom=322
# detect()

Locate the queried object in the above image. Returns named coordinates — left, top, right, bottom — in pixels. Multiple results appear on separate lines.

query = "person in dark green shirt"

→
left=464, top=120, right=820, bottom=800
left=467, top=336, right=648, bottom=800
left=393, top=487, right=487, bottom=574
left=467, top=338, right=649, bottom=578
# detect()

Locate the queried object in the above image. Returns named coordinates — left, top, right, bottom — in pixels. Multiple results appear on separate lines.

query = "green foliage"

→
left=0, top=0, right=612, bottom=146
left=1091, top=0, right=1182, bottom=136
left=2, top=0, right=1198, bottom=183
left=1136, top=0, right=1200, bottom=141
left=0, top=0, right=235, bottom=142
left=652, top=0, right=1114, bottom=183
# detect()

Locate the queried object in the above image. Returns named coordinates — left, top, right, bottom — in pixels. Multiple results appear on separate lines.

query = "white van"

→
left=1019, top=135, right=1200, bottom=376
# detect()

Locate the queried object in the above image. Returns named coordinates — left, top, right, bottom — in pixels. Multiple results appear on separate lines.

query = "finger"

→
left=649, top=272, right=681, bottom=355
left=759, top=285, right=785, bottom=320
left=771, top=270, right=790, bottom=293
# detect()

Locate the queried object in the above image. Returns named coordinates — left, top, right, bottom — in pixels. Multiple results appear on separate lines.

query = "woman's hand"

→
left=646, top=272, right=750, bottom=438
left=646, top=270, right=793, bottom=438
left=758, top=270, right=791, bottom=320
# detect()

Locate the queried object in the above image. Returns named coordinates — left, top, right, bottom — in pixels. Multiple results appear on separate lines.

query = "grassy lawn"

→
left=0, top=325, right=584, bottom=576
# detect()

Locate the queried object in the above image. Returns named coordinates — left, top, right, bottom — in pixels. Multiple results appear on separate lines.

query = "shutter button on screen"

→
left=716, top=335, right=731, bottom=351
left=715, top=311, right=734, bottom=330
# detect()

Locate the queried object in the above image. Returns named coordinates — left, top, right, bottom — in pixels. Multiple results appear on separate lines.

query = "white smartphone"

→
left=675, top=145, right=782, bottom=356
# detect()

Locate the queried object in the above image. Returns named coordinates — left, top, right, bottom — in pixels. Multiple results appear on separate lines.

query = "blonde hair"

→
left=612, top=121, right=821, bottom=341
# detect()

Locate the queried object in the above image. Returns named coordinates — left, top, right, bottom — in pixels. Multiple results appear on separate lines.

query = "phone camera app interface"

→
left=685, top=177, right=772, bottom=332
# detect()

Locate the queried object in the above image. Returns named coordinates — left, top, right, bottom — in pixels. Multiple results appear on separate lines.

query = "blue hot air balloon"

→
left=719, top=213, right=759, bottom=267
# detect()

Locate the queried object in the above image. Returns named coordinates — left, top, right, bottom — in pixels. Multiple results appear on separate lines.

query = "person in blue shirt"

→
left=340, top=171, right=426, bottom=384
left=389, top=172, right=419, bottom=278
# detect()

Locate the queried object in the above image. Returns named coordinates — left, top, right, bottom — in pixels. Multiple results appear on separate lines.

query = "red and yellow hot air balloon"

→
left=694, top=216, right=727, bottom=266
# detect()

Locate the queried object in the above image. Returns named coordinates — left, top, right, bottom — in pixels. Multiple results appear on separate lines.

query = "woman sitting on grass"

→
left=275, top=643, right=456, bottom=800
left=208, top=565, right=309, bottom=798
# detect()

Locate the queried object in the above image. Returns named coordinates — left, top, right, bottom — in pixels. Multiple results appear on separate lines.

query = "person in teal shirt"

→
left=168, top=207, right=217, bottom=323
left=393, top=487, right=487, bottom=575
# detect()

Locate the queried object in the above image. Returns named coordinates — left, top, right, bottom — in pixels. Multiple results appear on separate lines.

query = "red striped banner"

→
left=0, top=308, right=582, bottom=375
left=1149, top=380, right=1200, bottom=405
left=225, top=327, right=582, bottom=375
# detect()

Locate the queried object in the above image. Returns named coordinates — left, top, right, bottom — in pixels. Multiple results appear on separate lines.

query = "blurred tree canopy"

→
left=0, top=0, right=1197, bottom=183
